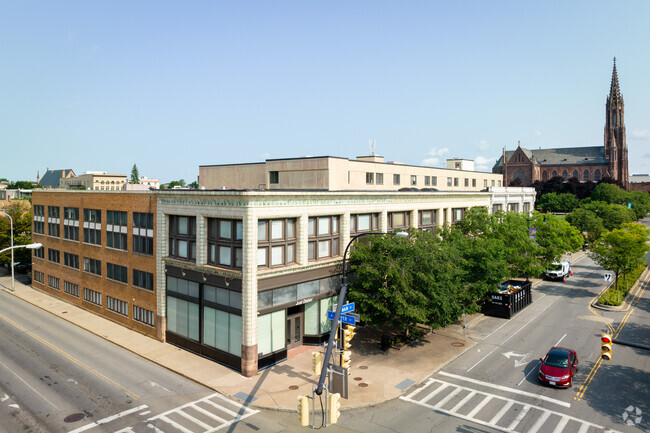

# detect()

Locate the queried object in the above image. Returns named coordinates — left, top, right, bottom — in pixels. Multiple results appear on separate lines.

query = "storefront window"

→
left=257, top=310, right=285, bottom=356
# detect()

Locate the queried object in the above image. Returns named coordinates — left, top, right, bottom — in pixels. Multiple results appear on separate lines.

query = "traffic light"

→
left=298, top=395, right=310, bottom=426
left=343, top=325, right=356, bottom=350
left=601, top=333, right=612, bottom=361
left=328, top=392, right=341, bottom=424
left=341, top=350, right=352, bottom=369
left=312, top=351, right=323, bottom=375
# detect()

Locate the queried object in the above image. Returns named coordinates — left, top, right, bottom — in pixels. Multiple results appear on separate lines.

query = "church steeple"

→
left=604, top=57, right=629, bottom=189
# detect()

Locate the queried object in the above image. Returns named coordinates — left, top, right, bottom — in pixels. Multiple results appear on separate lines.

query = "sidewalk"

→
left=0, top=272, right=482, bottom=412
left=0, top=252, right=589, bottom=412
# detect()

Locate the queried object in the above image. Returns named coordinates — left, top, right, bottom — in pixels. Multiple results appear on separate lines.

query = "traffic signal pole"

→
left=613, top=338, right=650, bottom=351
left=315, top=232, right=385, bottom=396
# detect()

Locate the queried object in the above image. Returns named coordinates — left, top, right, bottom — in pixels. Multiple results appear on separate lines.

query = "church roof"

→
left=493, top=146, right=607, bottom=169
left=39, top=169, right=75, bottom=188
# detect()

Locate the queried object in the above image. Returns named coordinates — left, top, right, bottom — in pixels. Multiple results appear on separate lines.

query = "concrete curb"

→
left=591, top=266, right=650, bottom=312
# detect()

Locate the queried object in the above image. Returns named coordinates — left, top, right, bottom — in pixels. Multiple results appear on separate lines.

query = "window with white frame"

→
left=63, top=207, right=79, bottom=241
left=107, top=296, right=128, bottom=316
left=365, top=172, right=374, bottom=184
left=48, top=206, right=60, bottom=237
left=48, top=275, right=60, bottom=290
left=134, top=305, right=155, bottom=326
left=64, top=281, right=79, bottom=297
left=84, top=288, right=102, bottom=306
left=33, top=205, right=45, bottom=234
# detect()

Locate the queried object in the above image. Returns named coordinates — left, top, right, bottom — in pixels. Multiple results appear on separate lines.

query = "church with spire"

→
left=493, top=59, right=630, bottom=190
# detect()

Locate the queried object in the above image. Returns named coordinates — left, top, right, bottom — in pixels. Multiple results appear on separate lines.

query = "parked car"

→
left=545, top=261, right=571, bottom=281
left=538, top=347, right=578, bottom=388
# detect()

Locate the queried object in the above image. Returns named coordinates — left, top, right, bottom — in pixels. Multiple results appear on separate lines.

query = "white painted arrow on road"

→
left=502, top=351, right=531, bottom=367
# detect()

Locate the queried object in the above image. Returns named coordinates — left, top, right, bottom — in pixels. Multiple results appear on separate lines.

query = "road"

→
left=328, top=252, right=650, bottom=433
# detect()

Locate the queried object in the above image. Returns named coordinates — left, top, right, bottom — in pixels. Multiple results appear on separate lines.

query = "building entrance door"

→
left=286, top=313, right=303, bottom=350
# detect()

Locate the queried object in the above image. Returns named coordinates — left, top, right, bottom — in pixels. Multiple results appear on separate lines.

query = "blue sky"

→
left=2, top=1, right=649, bottom=183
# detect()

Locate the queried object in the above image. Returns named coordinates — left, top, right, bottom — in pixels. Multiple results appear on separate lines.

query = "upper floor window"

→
left=106, top=210, right=128, bottom=251
left=411, top=175, right=417, bottom=186
left=83, top=257, right=102, bottom=276
left=376, top=173, right=384, bottom=185
left=308, top=216, right=340, bottom=261
left=447, top=177, right=452, bottom=187
left=366, top=172, right=374, bottom=184
left=48, top=206, right=60, bottom=237
left=169, top=215, right=196, bottom=261
left=107, top=262, right=128, bottom=283
left=419, top=210, right=437, bottom=232
left=208, top=218, right=243, bottom=269
left=83, top=209, right=102, bottom=245
left=454, top=178, right=459, bottom=187
left=508, top=203, right=519, bottom=212
left=393, top=174, right=400, bottom=185
left=269, top=171, right=279, bottom=184
left=133, top=212, right=154, bottom=255
left=63, top=207, right=79, bottom=241
left=350, top=213, right=379, bottom=235
left=464, top=178, right=469, bottom=187
left=258, top=218, right=296, bottom=267
left=424, top=176, right=431, bottom=186
left=33, top=205, right=44, bottom=235
left=452, top=208, right=465, bottom=223
left=472, top=179, right=477, bottom=187
left=388, top=211, right=410, bottom=231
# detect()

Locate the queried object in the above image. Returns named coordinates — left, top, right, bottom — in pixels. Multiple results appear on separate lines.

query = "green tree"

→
left=0, top=202, right=33, bottom=266
left=536, top=192, right=579, bottom=213
left=591, top=183, right=626, bottom=204
left=130, top=164, right=140, bottom=184
left=589, top=223, right=650, bottom=290
left=533, top=212, right=583, bottom=265
left=167, top=179, right=187, bottom=188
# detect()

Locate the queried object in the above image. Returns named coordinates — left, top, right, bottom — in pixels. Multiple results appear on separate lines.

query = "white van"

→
left=545, top=261, right=571, bottom=281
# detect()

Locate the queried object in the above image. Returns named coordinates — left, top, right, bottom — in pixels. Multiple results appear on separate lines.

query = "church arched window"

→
left=562, top=170, right=568, bottom=181
left=552, top=170, right=558, bottom=178
left=572, top=170, right=579, bottom=179
left=542, top=171, right=548, bottom=182
left=583, top=170, right=590, bottom=181
left=594, top=169, right=601, bottom=182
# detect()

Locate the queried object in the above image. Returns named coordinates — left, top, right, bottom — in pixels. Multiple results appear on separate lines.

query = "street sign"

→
left=604, top=273, right=613, bottom=282
left=327, top=311, right=336, bottom=320
left=346, top=313, right=360, bottom=321
left=339, top=314, right=356, bottom=325
left=341, top=302, right=355, bottom=314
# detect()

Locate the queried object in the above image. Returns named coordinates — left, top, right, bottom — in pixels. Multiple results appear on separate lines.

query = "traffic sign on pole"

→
left=341, top=302, right=355, bottom=314
left=339, top=314, right=356, bottom=325
left=604, top=273, right=613, bottom=282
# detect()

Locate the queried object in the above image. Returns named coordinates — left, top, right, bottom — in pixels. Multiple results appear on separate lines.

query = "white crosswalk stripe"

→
left=400, top=378, right=621, bottom=433
left=146, top=392, right=259, bottom=433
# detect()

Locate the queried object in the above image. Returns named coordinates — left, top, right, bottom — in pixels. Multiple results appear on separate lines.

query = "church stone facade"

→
left=493, top=59, right=630, bottom=190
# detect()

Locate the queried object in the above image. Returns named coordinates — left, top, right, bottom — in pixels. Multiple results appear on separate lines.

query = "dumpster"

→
left=481, top=279, right=532, bottom=319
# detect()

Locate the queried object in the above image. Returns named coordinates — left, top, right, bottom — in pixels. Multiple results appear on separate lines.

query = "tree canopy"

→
left=130, top=164, right=140, bottom=184
left=347, top=207, right=582, bottom=334
left=0, top=202, right=34, bottom=266
left=589, top=223, right=650, bottom=289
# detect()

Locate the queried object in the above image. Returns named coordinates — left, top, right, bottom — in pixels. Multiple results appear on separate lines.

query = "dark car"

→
left=538, top=347, right=578, bottom=388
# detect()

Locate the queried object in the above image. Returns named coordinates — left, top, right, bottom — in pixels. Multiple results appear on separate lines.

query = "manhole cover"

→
left=354, top=377, right=363, bottom=381
left=359, top=366, right=368, bottom=370
left=288, top=385, right=299, bottom=390
left=452, top=342, right=465, bottom=347
left=64, top=413, right=85, bottom=423
left=358, top=383, right=368, bottom=388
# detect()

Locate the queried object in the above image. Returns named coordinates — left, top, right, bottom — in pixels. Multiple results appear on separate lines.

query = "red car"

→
left=538, top=347, right=579, bottom=388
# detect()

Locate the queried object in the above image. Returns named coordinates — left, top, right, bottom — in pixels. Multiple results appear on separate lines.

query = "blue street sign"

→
left=327, top=310, right=357, bottom=325
left=341, top=302, right=355, bottom=314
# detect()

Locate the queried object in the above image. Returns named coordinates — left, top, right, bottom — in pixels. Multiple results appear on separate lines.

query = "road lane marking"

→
left=439, top=371, right=570, bottom=407
left=401, top=377, right=621, bottom=433
left=0, top=359, right=59, bottom=409
left=67, top=405, right=148, bottom=433
left=517, top=360, right=541, bottom=386
left=0, top=313, right=139, bottom=400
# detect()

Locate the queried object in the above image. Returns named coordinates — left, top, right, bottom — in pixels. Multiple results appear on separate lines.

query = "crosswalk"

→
left=144, top=392, right=259, bottom=432
left=400, top=376, right=621, bottom=433
left=68, top=392, right=259, bottom=433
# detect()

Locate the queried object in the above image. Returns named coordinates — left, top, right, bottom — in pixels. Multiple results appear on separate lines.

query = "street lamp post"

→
left=315, top=231, right=407, bottom=395
left=0, top=243, right=42, bottom=290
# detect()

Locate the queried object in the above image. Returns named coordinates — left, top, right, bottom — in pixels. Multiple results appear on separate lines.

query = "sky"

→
left=1, top=1, right=649, bottom=184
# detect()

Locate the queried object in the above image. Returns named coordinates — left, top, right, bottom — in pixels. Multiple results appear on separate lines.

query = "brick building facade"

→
left=493, top=59, right=630, bottom=190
